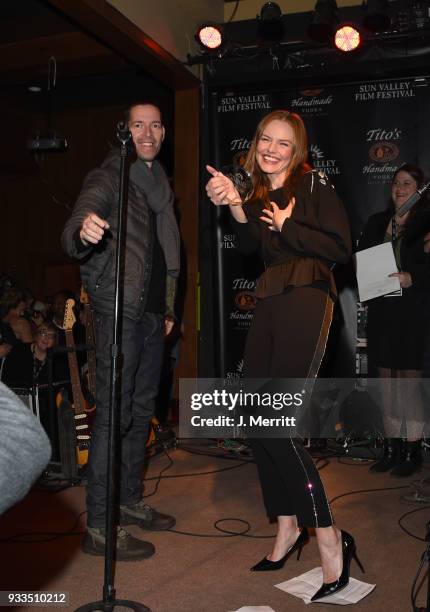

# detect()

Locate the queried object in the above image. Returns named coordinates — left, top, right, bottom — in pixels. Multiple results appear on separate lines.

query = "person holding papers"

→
left=358, top=163, right=430, bottom=477
left=206, top=110, right=360, bottom=603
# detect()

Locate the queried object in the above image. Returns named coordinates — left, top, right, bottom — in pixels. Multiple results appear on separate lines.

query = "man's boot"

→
left=391, top=440, right=422, bottom=477
left=120, top=499, right=175, bottom=530
left=82, top=525, right=155, bottom=561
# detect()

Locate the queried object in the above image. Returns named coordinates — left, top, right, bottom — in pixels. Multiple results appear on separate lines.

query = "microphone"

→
left=220, top=164, right=253, bottom=202
left=397, top=179, right=430, bottom=217
left=116, top=121, right=131, bottom=145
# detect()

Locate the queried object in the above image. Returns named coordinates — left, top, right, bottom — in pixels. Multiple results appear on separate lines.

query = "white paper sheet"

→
left=275, top=567, right=375, bottom=605
left=229, top=607, right=275, bottom=612
left=355, top=242, right=400, bottom=302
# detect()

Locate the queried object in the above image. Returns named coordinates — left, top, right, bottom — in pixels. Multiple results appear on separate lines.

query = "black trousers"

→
left=244, top=287, right=334, bottom=528
left=86, top=311, right=164, bottom=528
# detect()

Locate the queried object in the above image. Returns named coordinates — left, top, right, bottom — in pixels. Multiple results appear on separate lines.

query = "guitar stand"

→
left=75, top=123, right=150, bottom=612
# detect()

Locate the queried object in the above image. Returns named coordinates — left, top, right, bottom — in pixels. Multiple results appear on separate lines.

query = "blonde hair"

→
left=244, top=110, right=311, bottom=207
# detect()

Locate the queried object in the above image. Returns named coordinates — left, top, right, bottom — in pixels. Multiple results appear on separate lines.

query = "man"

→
left=61, top=102, right=179, bottom=561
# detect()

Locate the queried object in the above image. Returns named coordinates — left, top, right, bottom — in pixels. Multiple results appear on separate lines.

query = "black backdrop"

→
left=198, top=76, right=430, bottom=379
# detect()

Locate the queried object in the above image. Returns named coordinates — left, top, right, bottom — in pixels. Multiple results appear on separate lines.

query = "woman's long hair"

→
left=244, top=110, right=312, bottom=208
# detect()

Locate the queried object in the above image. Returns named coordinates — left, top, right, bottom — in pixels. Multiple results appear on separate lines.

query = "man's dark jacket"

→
left=61, top=152, right=176, bottom=321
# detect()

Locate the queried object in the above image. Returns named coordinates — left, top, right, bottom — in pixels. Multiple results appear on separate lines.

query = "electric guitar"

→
left=61, top=299, right=90, bottom=466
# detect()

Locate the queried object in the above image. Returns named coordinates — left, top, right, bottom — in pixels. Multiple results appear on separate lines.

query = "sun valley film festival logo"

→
left=290, top=89, right=334, bottom=116
left=354, top=80, right=415, bottom=102
left=225, top=358, right=244, bottom=383
left=310, top=145, right=340, bottom=176
left=230, top=277, right=256, bottom=328
left=362, top=127, right=401, bottom=182
left=220, top=233, right=236, bottom=249
left=218, top=94, right=271, bottom=113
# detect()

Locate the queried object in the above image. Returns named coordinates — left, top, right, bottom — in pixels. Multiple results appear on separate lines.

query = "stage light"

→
left=362, top=0, right=390, bottom=32
left=307, top=0, right=339, bottom=43
left=196, top=24, right=224, bottom=51
left=334, top=25, right=361, bottom=52
left=413, top=1, right=429, bottom=29
left=257, top=2, right=284, bottom=43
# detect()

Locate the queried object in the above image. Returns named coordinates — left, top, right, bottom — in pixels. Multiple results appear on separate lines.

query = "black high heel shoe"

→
left=311, top=530, right=365, bottom=602
left=250, top=527, right=309, bottom=571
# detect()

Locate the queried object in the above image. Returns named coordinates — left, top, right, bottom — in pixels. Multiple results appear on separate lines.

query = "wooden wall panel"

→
left=0, top=103, right=122, bottom=298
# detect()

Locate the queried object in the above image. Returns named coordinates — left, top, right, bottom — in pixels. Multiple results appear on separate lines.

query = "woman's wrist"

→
left=229, top=203, right=247, bottom=223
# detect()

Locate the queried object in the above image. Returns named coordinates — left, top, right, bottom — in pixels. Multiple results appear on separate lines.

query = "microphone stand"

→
left=76, top=124, right=150, bottom=612
left=397, top=179, right=430, bottom=217
left=413, top=521, right=430, bottom=612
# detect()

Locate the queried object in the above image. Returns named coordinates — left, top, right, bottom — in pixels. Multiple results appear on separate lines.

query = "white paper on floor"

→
left=275, top=567, right=375, bottom=605
left=228, top=607, right=276, bottom=612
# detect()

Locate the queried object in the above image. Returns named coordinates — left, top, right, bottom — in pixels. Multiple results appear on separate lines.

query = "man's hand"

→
left=260, top=198, right=295, bottom=232
left=206, top=165, right=241, bottom=206
left=80, top=213, right=110, bottom=245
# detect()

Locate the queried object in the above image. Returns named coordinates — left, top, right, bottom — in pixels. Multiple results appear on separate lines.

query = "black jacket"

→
left=61, top=153, right=176, bottom=321
left=232, top=170, right=352, bottom=266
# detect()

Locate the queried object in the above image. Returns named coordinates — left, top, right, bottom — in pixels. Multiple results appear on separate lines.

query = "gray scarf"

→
left=129, top=158, right=180, bottom=278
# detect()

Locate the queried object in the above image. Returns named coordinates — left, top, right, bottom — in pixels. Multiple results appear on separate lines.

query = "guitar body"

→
left=55, top=388, right=89, bottom=467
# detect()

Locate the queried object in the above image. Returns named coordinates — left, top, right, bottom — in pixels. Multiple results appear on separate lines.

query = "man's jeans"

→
left=87, top=311, right=164, bottom=528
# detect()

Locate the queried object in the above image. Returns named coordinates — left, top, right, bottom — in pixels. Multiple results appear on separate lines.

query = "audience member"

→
left=0, top=322, right=18, bottom=382
left=1, top=321, right=58, bottom=388
left=0, top=288, right=33, bottom=343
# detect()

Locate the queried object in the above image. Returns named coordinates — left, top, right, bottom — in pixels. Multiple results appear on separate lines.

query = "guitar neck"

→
left=65, top=330, right=86, bottom=415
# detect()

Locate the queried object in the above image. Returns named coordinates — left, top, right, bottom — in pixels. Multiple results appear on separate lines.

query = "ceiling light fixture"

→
left=307, top=0, right=339, bottom=43
left=334, top=24, right=361, bottom=52
left=257, top=2, right=285, bottom=43
left=196, top=24, right=224, bottom=51
left=362, top=0, right=390, bottom=32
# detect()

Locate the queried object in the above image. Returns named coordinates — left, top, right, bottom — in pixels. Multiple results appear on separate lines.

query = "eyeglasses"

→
left=38, top=331, right=56, bottom=338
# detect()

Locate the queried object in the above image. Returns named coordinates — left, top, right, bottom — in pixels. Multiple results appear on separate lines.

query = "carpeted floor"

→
left=0, top=440, right=428, bottom=612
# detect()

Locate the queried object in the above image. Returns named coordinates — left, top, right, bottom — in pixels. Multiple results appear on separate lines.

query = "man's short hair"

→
left=124, top=101, right=163, bottom=125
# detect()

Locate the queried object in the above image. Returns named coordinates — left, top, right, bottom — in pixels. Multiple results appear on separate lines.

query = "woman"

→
left=358, top=164, right=430, bottom=477
left=206, top=110, right=360, bottom=602
left=0, top=288, right=33, bottom=343
left=1, top=321, right=57, bottom=388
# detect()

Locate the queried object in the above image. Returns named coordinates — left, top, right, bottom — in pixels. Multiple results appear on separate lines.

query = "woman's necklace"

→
left=32, top=343, right=46, bottom=383
left=391, top=216, right=397, bottom=241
